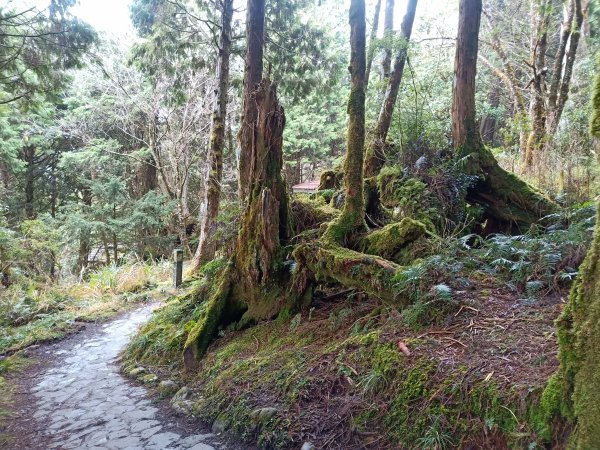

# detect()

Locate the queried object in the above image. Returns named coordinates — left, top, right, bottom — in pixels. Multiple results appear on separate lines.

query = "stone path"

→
left=7, top=305, right=226, bottom=450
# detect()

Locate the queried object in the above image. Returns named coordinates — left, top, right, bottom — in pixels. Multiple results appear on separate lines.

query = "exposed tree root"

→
left=359, top=218, right=431, bottom=264
left=293, top=242, right=402, bottom=304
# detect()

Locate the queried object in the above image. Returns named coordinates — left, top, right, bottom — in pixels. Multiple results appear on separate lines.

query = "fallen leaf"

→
left=397, top=341, right=411, bottom=356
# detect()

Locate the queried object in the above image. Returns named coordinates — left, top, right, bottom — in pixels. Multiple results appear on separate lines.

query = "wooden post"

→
left=173, top=248, right=183, bottom=288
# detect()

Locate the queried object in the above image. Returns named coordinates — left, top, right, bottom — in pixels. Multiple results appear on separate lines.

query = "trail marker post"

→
left=173, top=248, right=183, bottom=288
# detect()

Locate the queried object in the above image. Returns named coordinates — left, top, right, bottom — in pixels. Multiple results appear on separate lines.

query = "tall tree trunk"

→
left=76, top=187, right=92, bottom=278
left=365, top=0, right=382, bottom=89
left=183, top=3, right=293, bottom=367
left=364, top=0, right=418, bottom=177
left=452, top=0, right=556, bottom=232
left=547, top=0, right=576, bottom=113
left=112, top=204, right=118, bottom=264
left=381, top=0, right=394, bottom=79
left=452, top=0, right=483, bottom=154
left=238, top=0, right=265, bottom=204
left=323, top=0, right=367, bottom=246
left=133, top=153, right=157, bottom=199
left=189, top=0, right=233, bottom=272
left=480, top=80, right=501, bottom=146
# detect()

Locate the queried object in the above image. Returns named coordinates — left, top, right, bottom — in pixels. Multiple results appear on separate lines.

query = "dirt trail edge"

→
left=4, top=303, right=245, bottom=450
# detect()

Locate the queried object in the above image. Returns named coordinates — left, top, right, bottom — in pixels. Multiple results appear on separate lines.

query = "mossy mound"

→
left=293, top=243, right=401, bottom=304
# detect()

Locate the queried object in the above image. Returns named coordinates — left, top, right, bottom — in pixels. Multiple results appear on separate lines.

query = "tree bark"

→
left=23, top=145, right=36, bottom=219
left=364, top=0, right=418, bottom=177
left=238, top=0, right=265, bottom=204
left=76, top=186, right=92, bottom=278
left=381, top=0, right=394, bottom=80
left=183, top=81, right=290, bottom=367
left=189, top=0, right=233, bottom=272
left=235, top=80, right=289, bottom=291
left=547, top=0, right=575, bottom=113
left=452, top=0, right=483, bottom=154
left=480, top=80, right=501, bottom=146
left=183, top=5, right=293, bottom=366
left=323, top=0, right=367, bottom=246
left=365, top=0, right=382, bottom=89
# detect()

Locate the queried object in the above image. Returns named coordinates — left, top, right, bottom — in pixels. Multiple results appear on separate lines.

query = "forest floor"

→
left=0, top=301, right=252, bottom=450
left=125, top=276, right=566, bottom=449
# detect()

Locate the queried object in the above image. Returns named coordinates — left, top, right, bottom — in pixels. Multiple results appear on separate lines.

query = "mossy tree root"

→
left=293, top=243, right=402, bottom=304
left=359, top=218, right=430, bottom=264
left=464, top=147, right=558, bottom=233
left=183, top=266, right=233, bottom=370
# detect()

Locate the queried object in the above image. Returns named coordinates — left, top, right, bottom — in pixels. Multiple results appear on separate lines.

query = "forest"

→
left=1, top=0, right=600, bottom=448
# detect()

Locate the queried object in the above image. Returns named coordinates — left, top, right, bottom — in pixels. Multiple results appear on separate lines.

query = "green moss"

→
left=291, top=195, right=339, bottom=236
left=530, top=373, right=571, bottom=441
left=360, top=218, right=431, bottom=263
left=318, top=169, right=342, bottom=190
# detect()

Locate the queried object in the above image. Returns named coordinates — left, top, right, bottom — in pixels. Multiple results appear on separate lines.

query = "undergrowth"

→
left=395, top=203, right=594, bottom=327
left=0, top=259, right=171, bottom=356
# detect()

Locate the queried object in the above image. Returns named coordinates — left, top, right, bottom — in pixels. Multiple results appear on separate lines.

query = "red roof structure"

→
left=292, top=180, right=319, bottom=194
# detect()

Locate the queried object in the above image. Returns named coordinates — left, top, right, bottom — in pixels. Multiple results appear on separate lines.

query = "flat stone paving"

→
left=16, top=305, right=224, bottom=450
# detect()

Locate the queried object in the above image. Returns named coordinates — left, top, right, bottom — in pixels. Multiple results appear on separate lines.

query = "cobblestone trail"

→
left=9, top=305, right=224, bottom=450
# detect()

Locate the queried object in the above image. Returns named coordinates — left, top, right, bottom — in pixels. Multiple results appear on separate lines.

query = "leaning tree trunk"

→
left=381, top=0, right=394, bottom=80
left=452, top=0, right=556, bottom=233
left=546, top=0, right=584, bottom=137
left=189, top=0, right=234, bottom=272
left=323, top=0, right=367, bottom=246
left=238, top=0, right=265, bottom=205
left=540, top=65, right=600, bottom=450
left=365, top=0, right=382, bottom=89
left=364, top=0, right=418, bottom=177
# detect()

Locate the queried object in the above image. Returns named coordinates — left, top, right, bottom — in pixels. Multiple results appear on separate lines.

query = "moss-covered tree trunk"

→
left=542, top=67, right=600, bottom=449
left=323, top=0, right=367, bottom=246
left=234, top=79, right=290, bottom=312
left=452, top=0, right=556, bottom=233
left=364, top=0, right=418, bottom=177
left=183, top=80, right=290, bottom=368
left=189, top=0, right=233, bottom=272
left=523, top=3, right=548, bottom=172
